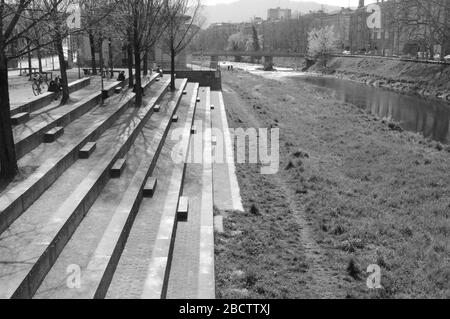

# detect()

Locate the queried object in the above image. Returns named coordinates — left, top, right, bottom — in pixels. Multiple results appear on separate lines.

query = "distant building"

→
left=267, top=7, right=292, bottom=21
left=253, top=17, right=263, bottom=24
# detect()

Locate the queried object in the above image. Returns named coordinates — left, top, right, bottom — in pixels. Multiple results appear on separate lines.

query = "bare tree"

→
left=114, top=0, right=166, bottom=106
left=163, top=0, right=203, bottom=91
left=397, top=0, right=450, bottom=59
left=80, top=0, right=118, bottom=75
left=308, top=25, right=340, bottom=67
left=0, top=0, right=66, bottom=181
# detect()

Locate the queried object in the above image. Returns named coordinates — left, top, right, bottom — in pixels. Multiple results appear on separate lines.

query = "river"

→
left=289, top=75, right=450, bottom=144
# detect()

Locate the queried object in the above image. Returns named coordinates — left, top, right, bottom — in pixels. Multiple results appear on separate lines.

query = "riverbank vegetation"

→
left=215, top=69, right=450, bottom=299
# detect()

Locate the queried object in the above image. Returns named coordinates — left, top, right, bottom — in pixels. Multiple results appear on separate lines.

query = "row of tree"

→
left=0, top=0, right=202, bottom=182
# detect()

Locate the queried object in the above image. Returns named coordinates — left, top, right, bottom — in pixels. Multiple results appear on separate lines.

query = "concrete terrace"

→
left=0, top=70, right=243, bottom=299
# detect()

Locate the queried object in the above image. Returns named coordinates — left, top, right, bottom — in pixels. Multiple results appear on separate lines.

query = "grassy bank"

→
left=215, top=69, right=450, bottom=299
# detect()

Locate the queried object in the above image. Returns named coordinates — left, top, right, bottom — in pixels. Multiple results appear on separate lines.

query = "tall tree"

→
left=80, top=0, right=117, bottom=75
left=114, top=0, right=166, bottom=104
left=308, top=25, right=340, bottom=67
left=163, top=0, right=203, bottom=91
left=0, top=0, right=64, bottom=181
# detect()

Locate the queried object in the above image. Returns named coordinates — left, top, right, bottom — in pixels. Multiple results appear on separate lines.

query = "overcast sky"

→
left=203, top=0, right=377, bottom=7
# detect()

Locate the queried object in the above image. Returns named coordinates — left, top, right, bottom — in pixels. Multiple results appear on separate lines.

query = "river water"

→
left=289, top=75, right=450, bottom=144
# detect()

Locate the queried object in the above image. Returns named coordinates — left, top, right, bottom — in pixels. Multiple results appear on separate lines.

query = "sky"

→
left=203, top=0, right=377, bottom=7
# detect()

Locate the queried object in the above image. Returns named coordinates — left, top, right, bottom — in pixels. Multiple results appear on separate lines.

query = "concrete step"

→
left=106, top=83, right=199, bottom=299
left=166, top=87, right=215, bottom=299
left=34, top=79, right=189, bottom=299
left=11, top=113, right=30, bottom=126
left=0, top=76, right=165, bottom=236
left=10, top=77, right=91, bottom=117
left=111, top=158, right=127, bottom=178
left=79, top=142, right=97, bottom=159
left=143, top=178, right=158, bottom=198
left=139, top=86, right=205, bottom=299
left=13, top=73, right=159, bottom=160
left=177, top=197, right=189, bottom=222
left=43, top=127, right=64, bottom=143
left=0, top=78, right=172, bottom=299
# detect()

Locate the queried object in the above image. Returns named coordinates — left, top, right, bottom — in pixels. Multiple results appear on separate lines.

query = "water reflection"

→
left=290, top=76, right=450, bottom=144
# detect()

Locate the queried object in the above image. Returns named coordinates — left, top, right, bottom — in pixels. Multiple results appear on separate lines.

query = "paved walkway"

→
left=210, top=91, right=244, bottom=212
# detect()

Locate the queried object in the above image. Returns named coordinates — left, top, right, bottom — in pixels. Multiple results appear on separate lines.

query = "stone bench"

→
left=143, top=177, right=158, bottom=198
left=79, top=142, right=97, bottom=159
left=11, top=113, right=30, bottom=126
left=177, top=196, right=189, bottom=222
left=111, top=158, right=126, bottom=178
left=43, top=127, right=64, bottom=143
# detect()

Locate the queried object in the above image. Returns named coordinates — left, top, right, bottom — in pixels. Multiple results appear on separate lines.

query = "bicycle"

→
left=31, top=73, right=49, bottom=96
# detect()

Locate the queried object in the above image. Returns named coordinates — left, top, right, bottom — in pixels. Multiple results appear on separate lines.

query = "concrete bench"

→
left=191, top=125, right=197, bottom=134
left=143, top=177, right=158, bottom=198
left=111, top=158, right=126, bottom=178
left=11, top=113, right=30, bottom=126
left=154, top=104, right=161, bottom=113
left=44, top=127, right=64, bottom=143
left=177, top=196, right=189, bottom=222
left=79, top=142, right=97, bottom=159
left=172, top=115, right=179, bottom=123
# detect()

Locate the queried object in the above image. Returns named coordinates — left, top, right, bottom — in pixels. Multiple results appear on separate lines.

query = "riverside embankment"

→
left=273, top=56, right=450, bottom=103
left=215, top=67, right=450, bottom=299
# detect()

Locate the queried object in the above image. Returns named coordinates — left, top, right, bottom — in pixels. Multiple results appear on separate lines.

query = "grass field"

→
left=215, top=69, right=450, bottom=299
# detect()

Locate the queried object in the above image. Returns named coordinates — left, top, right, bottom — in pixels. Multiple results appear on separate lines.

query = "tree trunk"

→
left=37, top=48, right=43, bottom=73
left=170, top=46, right=176, bottom=91
left=143, top=50, right=148, bottom=76
left=89, top=32, right=97, bottom=75
left=27, top=43, right=32, bottom=80
left=127, top=42, right=134, bottom=89
left=0, top=50, right=18, bottom=181
left=134, top=41, right=142, bottom=106
left=56, top=37, right=69, bottom=104
left=98, top=37, right=104, bottom=80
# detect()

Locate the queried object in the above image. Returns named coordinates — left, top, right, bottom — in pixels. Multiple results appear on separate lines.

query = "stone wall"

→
left=170, top=70, right=222, bottom=91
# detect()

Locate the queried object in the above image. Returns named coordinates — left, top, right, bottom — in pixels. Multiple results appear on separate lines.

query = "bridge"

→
left=192, top=51, right=308, bottom=70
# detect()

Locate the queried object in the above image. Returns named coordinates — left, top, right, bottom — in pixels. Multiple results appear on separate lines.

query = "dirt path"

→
left=215, top=69, right=450, bottom=299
